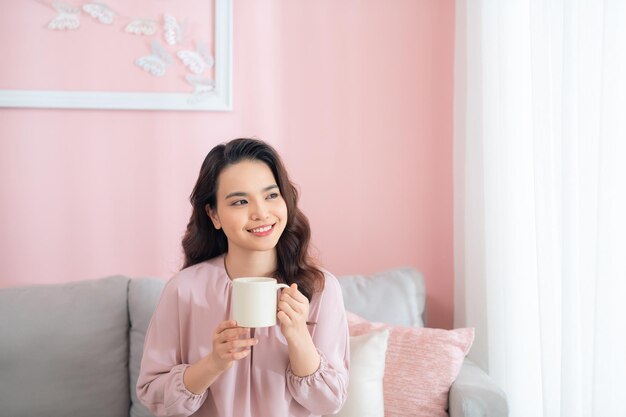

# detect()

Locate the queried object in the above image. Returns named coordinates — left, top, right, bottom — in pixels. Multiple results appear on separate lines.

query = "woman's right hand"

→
left=184, top=320, right=258, bottom=394
left=208, top=320, right=258, bottom=373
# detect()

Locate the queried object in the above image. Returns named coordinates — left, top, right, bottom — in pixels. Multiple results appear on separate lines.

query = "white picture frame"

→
left=0, top=0, right=232, bottom=111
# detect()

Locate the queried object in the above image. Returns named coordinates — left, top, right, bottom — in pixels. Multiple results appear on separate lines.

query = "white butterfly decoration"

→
left=125, top=19, right=158, bottom=36
left=135, top=39, right=174, bottom=77
left=177, top=42, right=214, bottom=75
left=82, top=2, right=115, bottom=25
left=48, top=1, right=80, bottom=30
left=163, top=14, right=186, bottom=46
left=186, top=74, right=215, bottom=104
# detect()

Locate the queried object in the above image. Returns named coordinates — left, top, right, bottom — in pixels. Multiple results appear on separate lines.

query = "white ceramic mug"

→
left=231, top=277, right=289, bottom=328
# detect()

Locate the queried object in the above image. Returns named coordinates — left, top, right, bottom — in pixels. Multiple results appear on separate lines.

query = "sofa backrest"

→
left=128, top=278, right=165, bottom=417
left=0, top=267, right=427, bottom=417
left=0, top=276, right=131, bottom=417
left=337, top=267, right=426, bottom=327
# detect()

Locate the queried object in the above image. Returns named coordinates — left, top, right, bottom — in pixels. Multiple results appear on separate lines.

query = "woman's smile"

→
left=247, top=223, right=276, bottom=236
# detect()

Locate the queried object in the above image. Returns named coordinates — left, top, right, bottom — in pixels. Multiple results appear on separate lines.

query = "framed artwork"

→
left=0, top=0, right=232, bottom=111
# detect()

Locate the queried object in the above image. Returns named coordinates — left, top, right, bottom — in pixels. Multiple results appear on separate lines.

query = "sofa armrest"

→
left=448, top=359, right=508, bottom=417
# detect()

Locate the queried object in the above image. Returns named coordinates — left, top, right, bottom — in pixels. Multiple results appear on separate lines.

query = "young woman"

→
left=137, top=138, right=349, bottom=417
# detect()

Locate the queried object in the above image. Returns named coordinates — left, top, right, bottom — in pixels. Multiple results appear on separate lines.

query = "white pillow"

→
left=328, top=328, right=389, bottom=417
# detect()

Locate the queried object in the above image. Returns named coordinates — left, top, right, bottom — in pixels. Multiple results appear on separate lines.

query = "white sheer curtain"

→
left=454, top=1, right=626, bottom=416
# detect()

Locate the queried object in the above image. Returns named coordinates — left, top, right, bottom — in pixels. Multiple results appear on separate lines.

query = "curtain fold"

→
left=454, top=1, right=626, bottom=416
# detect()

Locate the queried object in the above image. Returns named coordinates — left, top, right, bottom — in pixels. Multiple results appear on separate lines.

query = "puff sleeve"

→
left=285, top=274, right=350, bottom=415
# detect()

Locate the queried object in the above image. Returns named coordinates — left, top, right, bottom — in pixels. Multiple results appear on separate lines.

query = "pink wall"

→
left=0, top=1, right=454, bottom=329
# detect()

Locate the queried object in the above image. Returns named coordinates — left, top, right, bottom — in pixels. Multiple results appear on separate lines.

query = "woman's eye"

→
left=232, top=200, right=247, bottom=206
left=267, top=193, right=279, bottom=200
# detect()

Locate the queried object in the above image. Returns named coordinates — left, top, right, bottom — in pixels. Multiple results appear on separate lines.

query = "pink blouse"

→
left=136, top=254, right=349, bottom=417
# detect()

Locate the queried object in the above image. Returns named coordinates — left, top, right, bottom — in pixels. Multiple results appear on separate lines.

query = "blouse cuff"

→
left=286, top=349, right=327, bottom=385
left=173, top=364, right=206, bottom=399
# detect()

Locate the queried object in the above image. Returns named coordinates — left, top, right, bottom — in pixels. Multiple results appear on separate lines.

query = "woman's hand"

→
left=207, top=320, right=257, bottom=373
left=184, top=320, right=257, bottom=394
left=277, top=284, right=310, bottom=342
left=277, top=283, right=321, bottom=377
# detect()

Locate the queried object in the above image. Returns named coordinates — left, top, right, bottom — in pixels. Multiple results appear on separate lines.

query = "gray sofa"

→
left=0, top=268, right=507, bottom=417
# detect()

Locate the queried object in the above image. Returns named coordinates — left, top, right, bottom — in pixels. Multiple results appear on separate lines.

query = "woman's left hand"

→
left=277, top=283, right=310, bottom=341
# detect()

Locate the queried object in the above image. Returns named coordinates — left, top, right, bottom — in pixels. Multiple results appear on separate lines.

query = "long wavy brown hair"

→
left=181, top=138, right=324, bottom=301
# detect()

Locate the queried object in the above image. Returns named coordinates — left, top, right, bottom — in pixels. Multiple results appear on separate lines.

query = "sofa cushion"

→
left=0, top=276, right=130, bottom=417
left=338, top=267, right=426, bottom=327
left=347, top=312, right=474, bottom=417
left=331, top=329, right=389, bottom=417
left=128, top=278, right=165, bottom=417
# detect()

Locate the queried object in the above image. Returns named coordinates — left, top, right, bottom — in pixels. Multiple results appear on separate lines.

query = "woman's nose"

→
left=250, top=202, right=269, bottom=220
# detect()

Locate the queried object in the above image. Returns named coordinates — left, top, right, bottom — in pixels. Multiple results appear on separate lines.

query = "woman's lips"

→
left=247, top=223, right=275, bottom=237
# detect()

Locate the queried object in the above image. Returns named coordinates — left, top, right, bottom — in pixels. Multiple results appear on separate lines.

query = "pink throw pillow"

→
left=346, top=312, right=474, bottom=417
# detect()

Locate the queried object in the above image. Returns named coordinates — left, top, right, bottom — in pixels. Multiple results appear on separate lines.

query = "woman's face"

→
left=207, top=160, right=288, bottom=255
